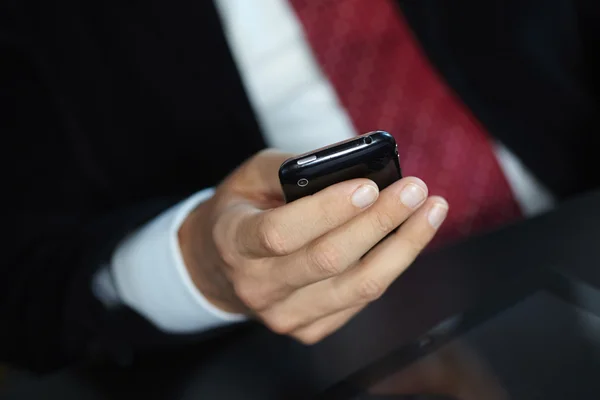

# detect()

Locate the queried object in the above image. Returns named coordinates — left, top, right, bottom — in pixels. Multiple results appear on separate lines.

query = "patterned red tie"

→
left=290, top=0, right=522, bottom=245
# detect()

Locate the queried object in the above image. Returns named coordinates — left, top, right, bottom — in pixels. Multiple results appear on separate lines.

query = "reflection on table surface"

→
left=355, top=292, right=600, bottom=400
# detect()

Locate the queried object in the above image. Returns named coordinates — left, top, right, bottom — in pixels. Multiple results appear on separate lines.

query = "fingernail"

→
left=352, top=184, right=379, bottom=209
left=400, top=183, right=427, bottom=208
left=428, top=203, right=448, bottom=229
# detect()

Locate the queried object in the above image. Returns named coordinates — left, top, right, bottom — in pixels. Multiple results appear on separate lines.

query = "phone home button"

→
left=297, top=178, right=309, bottom=187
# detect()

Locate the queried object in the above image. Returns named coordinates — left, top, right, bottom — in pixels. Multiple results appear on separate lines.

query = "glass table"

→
left=339, top=273, right=600, bottom=400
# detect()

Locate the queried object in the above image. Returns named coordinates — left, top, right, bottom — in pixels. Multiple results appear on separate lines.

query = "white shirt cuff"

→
left=94, top=188, right=246, bottom=333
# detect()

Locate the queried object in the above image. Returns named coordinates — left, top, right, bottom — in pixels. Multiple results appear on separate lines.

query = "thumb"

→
left=229, top=148, right=295, bottom=204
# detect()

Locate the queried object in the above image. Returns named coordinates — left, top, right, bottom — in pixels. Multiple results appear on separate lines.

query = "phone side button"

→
left=297, top=155, right=317, bottom=165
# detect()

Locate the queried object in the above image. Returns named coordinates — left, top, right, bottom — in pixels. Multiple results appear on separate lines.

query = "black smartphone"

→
left=279, top=131, right=402, bottom=203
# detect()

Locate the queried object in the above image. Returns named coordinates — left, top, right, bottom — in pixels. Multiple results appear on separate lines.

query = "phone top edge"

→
left=279, top=131, right=394, bottom=173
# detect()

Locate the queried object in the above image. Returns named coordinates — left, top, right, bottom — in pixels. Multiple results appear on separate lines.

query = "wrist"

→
left=178, top=200, right=210, bottom=295
left=178, top=199, right=243, bottom=314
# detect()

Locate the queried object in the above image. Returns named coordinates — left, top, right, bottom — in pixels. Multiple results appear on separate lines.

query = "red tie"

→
left=290, top=0, right=522, bottom=245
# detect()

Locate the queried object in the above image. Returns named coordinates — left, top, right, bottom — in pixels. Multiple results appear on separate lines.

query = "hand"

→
left=179, top=149, right=448, bottom=343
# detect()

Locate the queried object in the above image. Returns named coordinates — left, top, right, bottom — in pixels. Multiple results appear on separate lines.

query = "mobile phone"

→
left=279, top=131, right=402, bottom=203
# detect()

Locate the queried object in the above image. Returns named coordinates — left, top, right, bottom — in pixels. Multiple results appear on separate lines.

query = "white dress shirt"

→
left=93, top=0, right=556, bottom=333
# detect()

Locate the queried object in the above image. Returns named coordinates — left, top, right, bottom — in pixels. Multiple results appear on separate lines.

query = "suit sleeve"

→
left=1, top=23, right=242, bottom=373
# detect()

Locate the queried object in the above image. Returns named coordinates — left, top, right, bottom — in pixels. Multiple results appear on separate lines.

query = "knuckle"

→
left=212, top=223, right=237, bottom=266
left=296, top=331, right=324, bottom=346
left=220, top=248, right=238, bottom=268
left=264, top=313, right=298, bottom=335
left=255, top=148, right=272, bottom=158
left=234, top=281, right=270, bottom=311
left=395, top=235, right=426, bottom=258
left=371, top=209, right=398, bottom=234
left=217, top=242, right=239, bottom=268
left=256, top=213, right=289, bottom=256
left=251, top=148, right=276, bottom=164
left=316, top=200, right=339, bottom=229
left=357, top=277, right=385, bottom=302
left=307, top=240, right=344, bottom=277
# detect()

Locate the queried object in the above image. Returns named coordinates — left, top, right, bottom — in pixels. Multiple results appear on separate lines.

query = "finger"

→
left=331, top=196, right=448, bottom=306
left=277, top=177, right=428, bottom=288
left=292, top=305, right=365, bottom=345
left=262, top=197, right=447, bottom=327
left=236, top=178, right=379, bottom=257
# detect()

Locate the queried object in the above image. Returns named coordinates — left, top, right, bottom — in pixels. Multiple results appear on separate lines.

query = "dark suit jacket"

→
left=1, top=0, right=598, bottom=372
